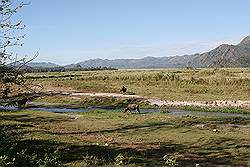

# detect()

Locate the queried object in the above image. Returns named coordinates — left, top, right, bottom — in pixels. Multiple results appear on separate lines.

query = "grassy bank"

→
left=174, top=106, right=250, bottom=115
left=4, top=68, right=247, bottom=166
left=28, top=68, right=250, bottom=101
left=1, top=110, right=250, bottom=166
left=32, top=94, right=250, bottom=115
left=32, top=95, right=152, bottom=109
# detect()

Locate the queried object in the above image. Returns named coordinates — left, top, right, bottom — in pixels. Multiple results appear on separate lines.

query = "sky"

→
left=12, top=0, right=250, bottom=65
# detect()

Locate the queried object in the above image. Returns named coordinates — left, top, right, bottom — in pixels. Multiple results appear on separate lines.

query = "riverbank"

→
left=0, top=109, right=249, bottom=166
left=31, top=91, right=250, bottom=114
left=29, top=68, right=250, bottom=102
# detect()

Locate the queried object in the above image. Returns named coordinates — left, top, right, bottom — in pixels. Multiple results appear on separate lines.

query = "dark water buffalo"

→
left=17, top=98, right=29, bottom=109
left=120, top=86, right=127, bottom=93
left=124, top=104, right=140, bottom=114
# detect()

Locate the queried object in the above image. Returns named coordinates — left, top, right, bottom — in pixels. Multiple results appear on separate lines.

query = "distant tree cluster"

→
left=23, top=66, right=118, bottom=73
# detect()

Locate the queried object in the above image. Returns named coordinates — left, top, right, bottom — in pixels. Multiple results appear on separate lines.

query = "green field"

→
left=1, top=68, right=250, bottom=166
left=1, top=110, right=250, bottom=166
left=28, top=68, right=250, bottom=101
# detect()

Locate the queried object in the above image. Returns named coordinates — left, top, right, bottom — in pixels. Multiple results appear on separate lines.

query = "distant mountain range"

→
left=28, top=36, right=250, bottom=69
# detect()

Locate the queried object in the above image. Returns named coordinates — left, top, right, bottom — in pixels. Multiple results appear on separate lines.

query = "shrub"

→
left=163, top=154, right=178, bottom=166
left=82, top=154, right=106, bottom=166
left=0, top=126, right=61, bottom=167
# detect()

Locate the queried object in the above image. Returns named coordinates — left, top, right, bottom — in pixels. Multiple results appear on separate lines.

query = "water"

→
left=0, top=106, right=105, bottom=113
left=1, top=105, right=249, bottom=118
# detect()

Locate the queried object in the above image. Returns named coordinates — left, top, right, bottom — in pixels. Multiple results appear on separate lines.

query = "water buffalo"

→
left=17, top=98, right=28, bottom=109
left=120, top=86, right=127, bottom=93
left=124, top=104, right=140, bottom=114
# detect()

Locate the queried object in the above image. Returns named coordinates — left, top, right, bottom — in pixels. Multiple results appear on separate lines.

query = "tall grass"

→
left=27, top=68, right=250, bottom=101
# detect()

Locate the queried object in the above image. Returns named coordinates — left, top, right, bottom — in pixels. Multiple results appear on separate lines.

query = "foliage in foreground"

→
left=0, top=126, right=61, bottom=167
left=1, top=109, right=250, bottom=166
left=0, top=0, right=37, bottom=107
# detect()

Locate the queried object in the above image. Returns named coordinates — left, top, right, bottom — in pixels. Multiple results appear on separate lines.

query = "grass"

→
left=27, top=68, right=250, bottom=101
left=32, top=95, right=151, bottom=109
left=2, top=68, right=249, bottom=166
left=175, top=106, right=250, bottom=115
left=1, top=109, right=250, bottom=166
left=31, top=91, right=250, bottom=114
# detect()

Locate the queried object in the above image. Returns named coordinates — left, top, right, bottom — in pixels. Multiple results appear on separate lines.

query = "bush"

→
left=0, top=126, right=61, bottom=167
left=163, top=154, right=178, bottom=166
left=81, top=154, right=106, bottom=166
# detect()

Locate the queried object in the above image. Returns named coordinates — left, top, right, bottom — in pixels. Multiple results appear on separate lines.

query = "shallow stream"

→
left=1, top=102, right=249, bottom=118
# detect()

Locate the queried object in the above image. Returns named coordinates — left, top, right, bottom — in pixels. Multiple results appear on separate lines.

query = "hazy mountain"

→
left=27, top=62, right=61, bottom=68
left=67, top=55, right=194, bottom=69
left=23, top=36, right=250, bottom=69
left=68, top=36, right=249, bottom=69
left=190, top=36, right=250, bottom=67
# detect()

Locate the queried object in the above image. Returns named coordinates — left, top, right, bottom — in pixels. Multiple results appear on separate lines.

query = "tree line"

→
left=22, top=66, right=118, bottom=73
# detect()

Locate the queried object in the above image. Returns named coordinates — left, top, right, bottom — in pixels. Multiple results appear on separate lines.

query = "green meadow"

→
left=1, top=110, right=250, bottom=166
left=28, top=68, right=250, bottom=101
left=1, top=68, right=250, bottom=166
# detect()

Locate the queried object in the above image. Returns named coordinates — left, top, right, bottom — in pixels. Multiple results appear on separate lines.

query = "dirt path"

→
left=71, top=92, right=141, bottom=98
left=65, top=92, right=250, bottom=109
left=146, top=98, right=250, bottom=109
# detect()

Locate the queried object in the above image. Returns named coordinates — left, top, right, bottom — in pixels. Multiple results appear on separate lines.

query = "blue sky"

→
left=15, top=0, right=250, bottom=64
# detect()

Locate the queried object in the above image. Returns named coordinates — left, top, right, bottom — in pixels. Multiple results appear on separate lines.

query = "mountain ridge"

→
left=28, top=35, right=250, bottom=69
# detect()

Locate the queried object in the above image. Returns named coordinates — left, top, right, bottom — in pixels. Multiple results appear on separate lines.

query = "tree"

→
left=0, top=0, right=33, bottom=106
